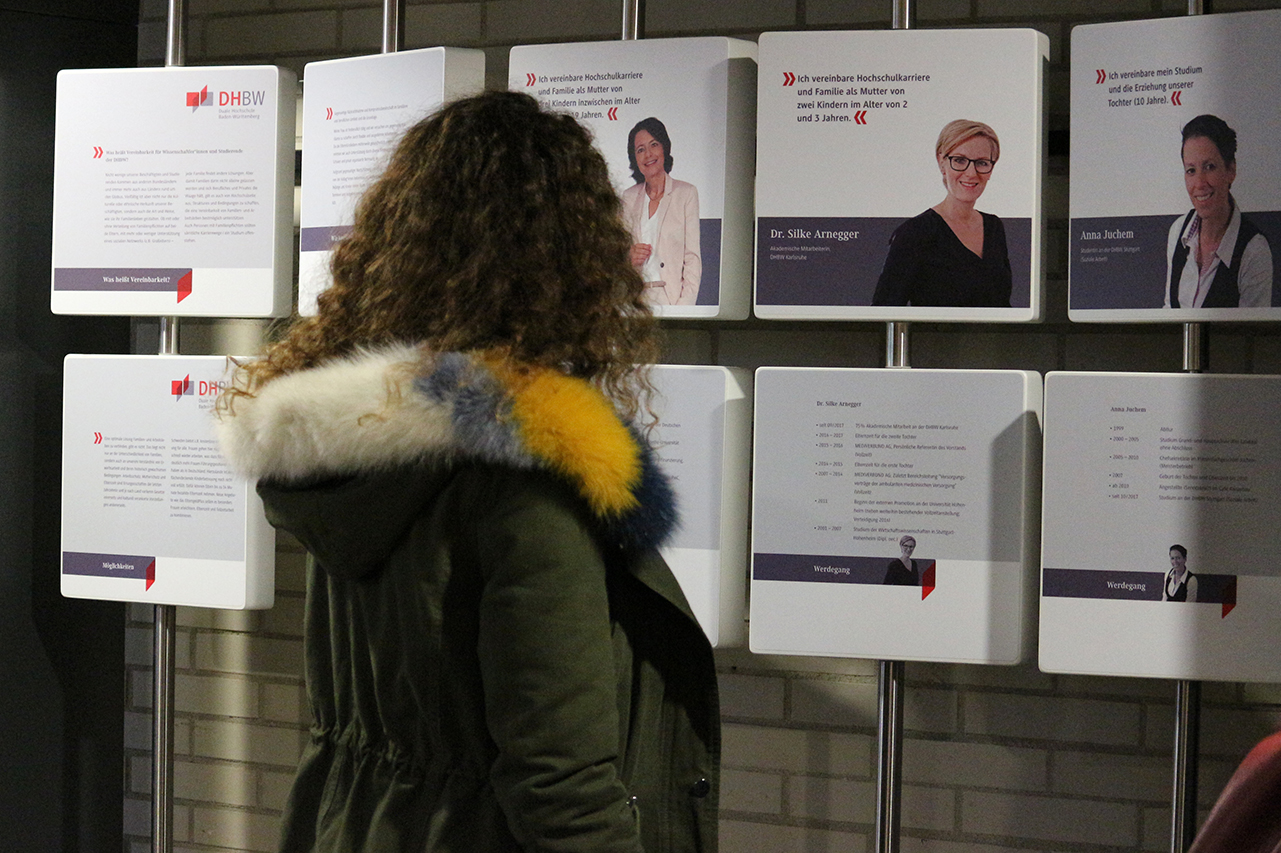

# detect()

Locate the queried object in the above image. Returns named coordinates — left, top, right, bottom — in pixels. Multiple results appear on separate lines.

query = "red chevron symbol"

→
left=608, top=107, right=618, bottom=121
left=854, top=110, right=868, bottom=125
left=1096, top=68, right=1106, bottom=84
left=1171, top=90, right=1182, bottom=106
left=526, top=73, right=537, bottom=87
left=93, top=431, right=102, bottom=444
left=145, top=560, right=156, bottom=591
left=92, top=146, right=103, bottom=158
left=783, top=71, right=796, bottom=86
left=921, top=561, right=936, bottom=600
left=325, top=107, right=333, bottom=120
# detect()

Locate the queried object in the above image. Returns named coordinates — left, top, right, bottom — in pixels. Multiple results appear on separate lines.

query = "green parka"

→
left=218, top=346, right=719, bottom=853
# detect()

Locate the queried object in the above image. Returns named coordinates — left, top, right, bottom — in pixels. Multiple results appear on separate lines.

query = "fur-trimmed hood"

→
left=217, top=345, right=677, bottom=553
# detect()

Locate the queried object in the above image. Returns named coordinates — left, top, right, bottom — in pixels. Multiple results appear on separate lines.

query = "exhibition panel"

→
left=510, top=37, right=757, bottom=319
left=1041, top=372, right=1281, bottom=682
left=61, top=356, right=274, bottom=609
left=649, top=365, right=751, bottom=647
left=298, top=47, right=485, bottom=315
left=755, top=29, right=1047, bottom=322
left=750, top=368, right=1042, bottom=664
left=1069, top=10, right=1281, bottom=321
left=51, top=66, right=297, bottom=317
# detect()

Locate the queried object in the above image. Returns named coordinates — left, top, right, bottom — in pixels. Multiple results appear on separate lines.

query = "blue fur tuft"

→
left=604, top=429, right=679, bottom=550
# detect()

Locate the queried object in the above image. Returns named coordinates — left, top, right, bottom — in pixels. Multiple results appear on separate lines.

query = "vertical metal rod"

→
left=1187, top=0, right=1205, bottom=14
left=1171, top=680, right=1201, bottom=852
left=152, top=605, right=176, bottom=853
left=875, top=660, right=905, bottom=853
left=886, top=321, right=910, bottom=368
left=1182, top=323, right=1204, bottom=374
left=892, top=0, right=915, bottom=30
left=382, top=0, right=406, bottom=53
left=158, top=317, right=180, bottom=356
left=621, top=0, right=645, bottom=40
left=156, top=4, right=185, bottom=850
left=165, top=0, right=185, bottom=67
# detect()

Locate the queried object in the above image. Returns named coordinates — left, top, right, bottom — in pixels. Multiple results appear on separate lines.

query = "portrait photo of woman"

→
left=622, top=116, right=702, bottom=306
left=883, top=534, right=920, bottom=586
left=1165, top=114, right=1274, bottom=309
left=872, top=119, right=1012, bottom=307
left=1163, top=544, right=1199, bottom=603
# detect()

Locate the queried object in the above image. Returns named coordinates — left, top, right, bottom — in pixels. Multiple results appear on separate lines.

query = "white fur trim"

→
left=217, top=344, right=456, bottom=481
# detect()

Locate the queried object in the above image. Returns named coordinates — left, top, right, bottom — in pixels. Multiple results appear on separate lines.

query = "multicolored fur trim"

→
left=217, top=345, right=677, bottom=549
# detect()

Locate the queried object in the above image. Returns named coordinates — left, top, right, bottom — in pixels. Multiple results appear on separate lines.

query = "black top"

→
left=883, top=558, right=919, bottom=586
left=872, top=208, right=1012, bottom=307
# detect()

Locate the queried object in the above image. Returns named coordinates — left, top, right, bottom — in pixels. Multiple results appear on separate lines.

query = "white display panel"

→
left=755, top=29, right=1046, bottom=322
left=510, top=37, right=757, bottom=320
left=750, top=369, right=1041, bottom=663
left=298, top=47, right=485, bottom=315
left=650, top=365, right=750, bottom=647
left=61, top=356, right=274, bottom=610
left=1041, top=373, right=1281, bottom=682
left=1069, top=11, right=1281, bottom=322
left=52, top=67, right=296, bottom=317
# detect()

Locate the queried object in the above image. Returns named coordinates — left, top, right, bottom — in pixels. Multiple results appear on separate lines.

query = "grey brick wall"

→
left=127, top=1, right=1281, bottom=851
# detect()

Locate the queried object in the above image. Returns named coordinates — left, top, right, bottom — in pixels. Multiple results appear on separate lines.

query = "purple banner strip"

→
left=54, top=268, right=190, bottom=292
left=300, top=226, right=353, bottom=252
left=754, top=552, right=931, bottom=586
left=63, top=551, right=154, bottom=581
left=1042, top=568, right=1237, bottom=606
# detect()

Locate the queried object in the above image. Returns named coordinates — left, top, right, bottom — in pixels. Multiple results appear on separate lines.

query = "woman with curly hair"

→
left=218, top=91, right=719, bottom=853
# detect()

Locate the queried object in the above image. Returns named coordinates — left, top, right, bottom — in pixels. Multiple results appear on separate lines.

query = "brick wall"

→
left=126, top=1, right=1281, bottom=851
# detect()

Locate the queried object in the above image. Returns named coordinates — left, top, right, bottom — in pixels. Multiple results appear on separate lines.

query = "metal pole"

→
left=621, top=0, right=645, bottom=40
left=878, top=6, right=915, bottom=838
left=1181, top=323, right=1204, bottom=374
left=153, top=6, right=186, bottom=853
left=165, top=0, right=185, bottom=67
left=1170, top=322, right=1202, bottom=851
left=1171, top=680, right=1201, bottom=852
left=151, top=605, right=176, bottom=853
left=886, top=322, right=910, bottom=368
left=1170, top=8, right=1207, bottom=848
left=892, top=0, right=915, bottom=30
left=875, top=660, right=905, bottom=853
left=382, top=0, right=405, bottom=53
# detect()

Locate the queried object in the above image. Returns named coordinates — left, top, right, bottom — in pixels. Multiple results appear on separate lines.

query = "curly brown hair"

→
left=223, top=90, right=659, bottom=420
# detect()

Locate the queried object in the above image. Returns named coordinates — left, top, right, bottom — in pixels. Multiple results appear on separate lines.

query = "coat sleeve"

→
left=467, top=470, right=643, bottom=853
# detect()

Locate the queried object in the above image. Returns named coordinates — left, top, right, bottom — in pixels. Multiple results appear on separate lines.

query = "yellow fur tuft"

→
left=498, top=365, right=640, bottom=517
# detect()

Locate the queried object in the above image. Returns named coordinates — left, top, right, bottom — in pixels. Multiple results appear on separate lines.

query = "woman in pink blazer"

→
left=623, top=117, right=701, bottom=306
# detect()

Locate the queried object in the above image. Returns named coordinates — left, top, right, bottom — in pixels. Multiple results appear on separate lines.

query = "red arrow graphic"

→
left=1171, top=90, right=1182, bottom=106
left=1096, top=68, right=1106, bottom=84
left=92, top=146, right=103, bottom=158
left=526, top=72, right=537, bottom=87
left=145, top=560, right=156, bottom=591
left=325, top=106, right=333, bottom=120
left=783, top=71, right=796, bottom=86
left=93, top=431, right=102, bottom=444
left=608, top=106, right=618, bottom=120
left=921, top=561, right=936, bottom=600
left=854, top=110, right=867, bottom=125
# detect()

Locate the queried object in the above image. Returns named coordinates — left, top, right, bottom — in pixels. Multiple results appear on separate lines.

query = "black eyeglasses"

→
left=946, top=155, right=995, bottom=174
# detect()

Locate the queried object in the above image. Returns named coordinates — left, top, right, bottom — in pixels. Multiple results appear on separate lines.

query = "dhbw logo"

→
left=186, top=85, right=210, bottom=111
left=171, top=374, right=193, bottom=399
